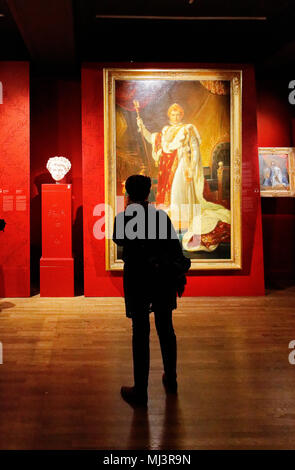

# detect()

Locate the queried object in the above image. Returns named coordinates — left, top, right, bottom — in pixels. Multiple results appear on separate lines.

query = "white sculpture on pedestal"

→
left=46, top=156, right=71, bottom=183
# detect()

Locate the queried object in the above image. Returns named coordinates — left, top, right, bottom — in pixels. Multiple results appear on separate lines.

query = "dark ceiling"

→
left=1, top=0, right=295, bottom=76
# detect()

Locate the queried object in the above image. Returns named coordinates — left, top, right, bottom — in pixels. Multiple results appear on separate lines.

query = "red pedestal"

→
left=40, top=184, right=74, bottom=296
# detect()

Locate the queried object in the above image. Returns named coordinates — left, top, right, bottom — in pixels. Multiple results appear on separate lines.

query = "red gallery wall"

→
left=82, top=63, right=265, bottom=297
left=257, top=79, right=295, bottom=281
left=0, top=62, right=30, bottom=297
left=0, top=66, right=290, bottom=296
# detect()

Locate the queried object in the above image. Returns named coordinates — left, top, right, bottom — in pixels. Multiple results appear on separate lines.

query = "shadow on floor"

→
left=126, top=394, right=184, bottom=450
left=0, top=301, right=15, bottom=312
left=265, top=279, right=295, bottom=294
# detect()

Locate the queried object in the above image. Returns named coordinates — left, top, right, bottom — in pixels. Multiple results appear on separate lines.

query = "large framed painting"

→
left=104, top=68, right=242, bottom=270
left=258, top=147, right=295, bottom=197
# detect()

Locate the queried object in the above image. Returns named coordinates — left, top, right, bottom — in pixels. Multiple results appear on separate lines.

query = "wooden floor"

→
left=1, top=284, right=295, bottom=450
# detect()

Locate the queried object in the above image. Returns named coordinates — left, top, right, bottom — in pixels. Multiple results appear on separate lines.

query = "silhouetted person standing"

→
left=113, top=175, right=190, bottom=407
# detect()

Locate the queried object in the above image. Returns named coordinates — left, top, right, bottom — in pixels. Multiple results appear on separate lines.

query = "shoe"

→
left=120, top=386, right=148, bottom=407
left=162, top=373, right=178, bottom=394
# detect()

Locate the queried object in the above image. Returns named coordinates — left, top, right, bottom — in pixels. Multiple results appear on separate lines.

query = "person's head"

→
left=167, top=103, right=184, bottom=125
left=125, top=175, right=151, bottom=202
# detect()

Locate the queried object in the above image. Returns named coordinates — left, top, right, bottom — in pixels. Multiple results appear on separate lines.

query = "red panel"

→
left=30, top=78, right=83, bottom=287
left=82, top=62, right=265, bottom=297
left=257, top=80, right=295, bottom=281
left=0, top=62, right=30, bottom=297
left=262, top=214, right=295, bottom=280
left=40, top=184, right=74, bottom=296
left=257, top=80, right=292, bottom=148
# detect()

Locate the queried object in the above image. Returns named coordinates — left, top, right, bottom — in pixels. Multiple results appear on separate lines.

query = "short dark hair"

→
left=125, top=175, right=151, bottom=202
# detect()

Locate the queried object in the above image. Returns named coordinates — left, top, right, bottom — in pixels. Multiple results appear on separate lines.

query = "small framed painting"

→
left=258, top=147, right=295, bottom=197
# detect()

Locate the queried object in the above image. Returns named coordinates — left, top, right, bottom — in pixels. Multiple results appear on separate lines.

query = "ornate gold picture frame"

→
left=258, top=147, right=295, bottom=197
left=104, top=68, right=242, bottom=270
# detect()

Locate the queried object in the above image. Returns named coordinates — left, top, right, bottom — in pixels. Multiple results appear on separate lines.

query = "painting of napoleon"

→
left=259, top=150, right=291, bottom=194
left=115, top=78, right=233, bottom=260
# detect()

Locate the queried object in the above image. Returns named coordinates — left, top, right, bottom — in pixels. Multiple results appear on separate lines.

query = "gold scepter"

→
left=133, top=100, right=150, bottom=175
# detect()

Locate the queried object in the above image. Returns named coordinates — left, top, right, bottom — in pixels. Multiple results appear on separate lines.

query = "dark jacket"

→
left=113, top=202, right=191, bottom=318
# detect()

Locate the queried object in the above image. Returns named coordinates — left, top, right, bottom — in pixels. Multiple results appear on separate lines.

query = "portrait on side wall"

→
left=258, top=148, right=295, bottom=197
left=104, top=69, right=242, bottom=270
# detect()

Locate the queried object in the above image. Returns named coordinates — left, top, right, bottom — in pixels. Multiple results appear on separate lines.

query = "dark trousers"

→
left=131, top=309, right=177, bottom=392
